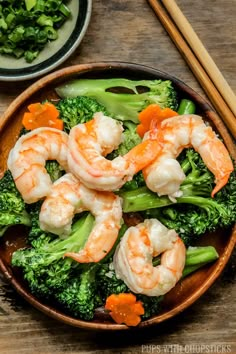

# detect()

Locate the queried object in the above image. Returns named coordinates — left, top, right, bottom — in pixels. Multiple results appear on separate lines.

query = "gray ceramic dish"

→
left=0, top=0, right=92, bottom=81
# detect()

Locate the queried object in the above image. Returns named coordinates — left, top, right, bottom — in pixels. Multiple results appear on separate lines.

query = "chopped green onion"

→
left=5, top=13, right=16, bottom=28
left=37, top=14, right=54, bottom=27
left=8, top=26, right=25, bottom=43
left=24, top=26, right=37, bottom=40
left=36, top=29, right=48, bottom=44
left=59, top=3, right=71, bottom=17
left=24, top=49, right=39, bottom=63
left=44, top=26, right=58, bottom=40
left=0, top=18, right=8, bottom=30
left=14, top=47, right=25, bottom=58
left=25, top=0, right=37, bottom=11
left=34, top=0, right=46, bottom=12
left=0, top=0, right=71, bottom=62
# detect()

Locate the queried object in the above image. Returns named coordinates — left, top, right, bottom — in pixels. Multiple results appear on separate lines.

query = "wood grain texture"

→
left=161, top=0, right=236, bottom=118
left=0, top=0, right=235, bottom=352
left=147, top=0, right=236, bottom=138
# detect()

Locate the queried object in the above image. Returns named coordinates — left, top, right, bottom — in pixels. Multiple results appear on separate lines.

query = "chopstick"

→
left=146, top=0, right=236, bottom=139
left=162, top=0, right=236, bottom=117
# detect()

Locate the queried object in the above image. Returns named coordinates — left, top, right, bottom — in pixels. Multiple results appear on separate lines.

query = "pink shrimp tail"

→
left=64, top=251, right=101, bottom=263
left=211, top=174, right=231, bottom=198
left=64, top=251, right=88, bottom=263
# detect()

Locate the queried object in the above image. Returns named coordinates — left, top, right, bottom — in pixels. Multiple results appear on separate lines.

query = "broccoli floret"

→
left=119, top=149, right=236, bottom=245
left=107, top=121, right=142, bottom=159
left=12, top=249, right=73, bottom=298
left=56, top=78, right=178, bottom=123
left=0, top=170, right=31, bottom=236
left=56, top=265, right=102, bottom=320
left=97, top=263, right=129, bottom=300
left=107, top=120, right=142, bottom=158
left=19, top=127, right=29, bottom=136
left=121, top=171, right=146, bottom=191
left=111, top=121, right=142, bottom=157
left=106, top=120, right=146, bottom=190
left=45, top=160, right=64, bottom=183
left=138, top=295, right=163, bottom=320
left=11, top=213, right=95, bottom=298
left=53, top=223, right=127, bottom=320
left=25, top=201, right=56, bottom=247
left=56, top=96, right=109, bottom=132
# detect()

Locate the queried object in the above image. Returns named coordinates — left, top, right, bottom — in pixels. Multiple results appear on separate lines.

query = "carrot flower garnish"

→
left=105, top=293, right=144, bottom=326
left=136, top=104, right=178, bottom=137
left=22, top=102, right=63, bottom=131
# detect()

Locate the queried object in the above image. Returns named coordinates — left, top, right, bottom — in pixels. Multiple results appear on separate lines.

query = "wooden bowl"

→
left=0, top=62, right=235, bottom=330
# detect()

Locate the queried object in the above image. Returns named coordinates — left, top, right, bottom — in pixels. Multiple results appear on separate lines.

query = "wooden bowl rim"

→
left=0, top=61, right=235, bottom=330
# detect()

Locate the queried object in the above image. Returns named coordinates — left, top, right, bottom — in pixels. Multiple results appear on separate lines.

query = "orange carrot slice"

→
left=105, top=293, right=144, bottom=326
left=137, top=104, right=178, bottom=137
left=22, top=102, right=63, bottom=131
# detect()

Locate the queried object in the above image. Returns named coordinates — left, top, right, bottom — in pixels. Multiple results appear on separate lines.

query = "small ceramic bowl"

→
left=0, top=1, right=92, bottom=81
left=0, top=62, right=235, bottom=330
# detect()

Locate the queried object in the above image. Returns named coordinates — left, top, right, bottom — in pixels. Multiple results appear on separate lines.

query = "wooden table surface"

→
left=0, top=1, right=235, bottom=353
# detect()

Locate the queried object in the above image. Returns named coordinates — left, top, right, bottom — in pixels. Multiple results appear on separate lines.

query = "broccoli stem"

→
left=182, top=246, right=219, bottom=278
left=119, top=187, right=173, bottom=213
left=177, top=99, right=196, bottom=115
left=42, top=213, right=95, bottom=260
left=119, top=186, right=221, bottom=213
left=153, top=246, right=219, bottom=278
left=56, top=78, right=178, bottom=123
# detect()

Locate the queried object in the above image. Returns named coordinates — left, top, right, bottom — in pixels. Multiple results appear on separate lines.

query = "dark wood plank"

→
left=0, top=0, right=235, bottom=352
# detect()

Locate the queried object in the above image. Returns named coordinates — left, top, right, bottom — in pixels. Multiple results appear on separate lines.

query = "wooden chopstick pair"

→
left=147, top=0, right=236, bottom=139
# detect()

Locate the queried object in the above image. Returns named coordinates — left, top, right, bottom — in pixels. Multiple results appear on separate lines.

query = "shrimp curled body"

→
left=68, top=112, right=160, bottom=191
left=7, top=127, right=69, bottom=204
left=143, top=114, right=234, bottom=198
left=39, top=173, right=123, bottom=263
left=113, top=219, right=186, bottom=296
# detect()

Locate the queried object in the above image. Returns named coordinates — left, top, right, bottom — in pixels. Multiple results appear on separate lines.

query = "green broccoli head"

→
left=214, top=168, right=236, bottom=223
left=141, top=79, right=178, bottom=111
left=45, top=160, right=64, bottom=183
left=116, top=121, right=142, bottom=155
left=0, top=191, right=25, bottom=214
left=138, top=295, right=163, bottom=320
left=107, top=120, right=142, bottom=160
left=97, top=263, right=129, bottom=300
left=56, top=78, right=178, bottom=123
left=121, top=171, right=146, bottom=191
left=25, top=201, right=54, bottom=247
left=56, top=96, right=109, bottom=132
left=0, top=170, right=31, bottom=236
left=12, top=247, right=74, bottom=298
left=11, top=213, right=94, bottom=301
left=56, top=265, right=102, bottom=320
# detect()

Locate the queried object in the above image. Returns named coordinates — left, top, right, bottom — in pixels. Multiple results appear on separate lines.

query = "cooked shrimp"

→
left=7, top=127, right=69, bottom=204
left=143, top=114, right=233, bottom=198
left=39, top=173, right=123, bottom=262
left=68, top=112, right=160, bottom=191
left=113, top=219, right=186, bottom=296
